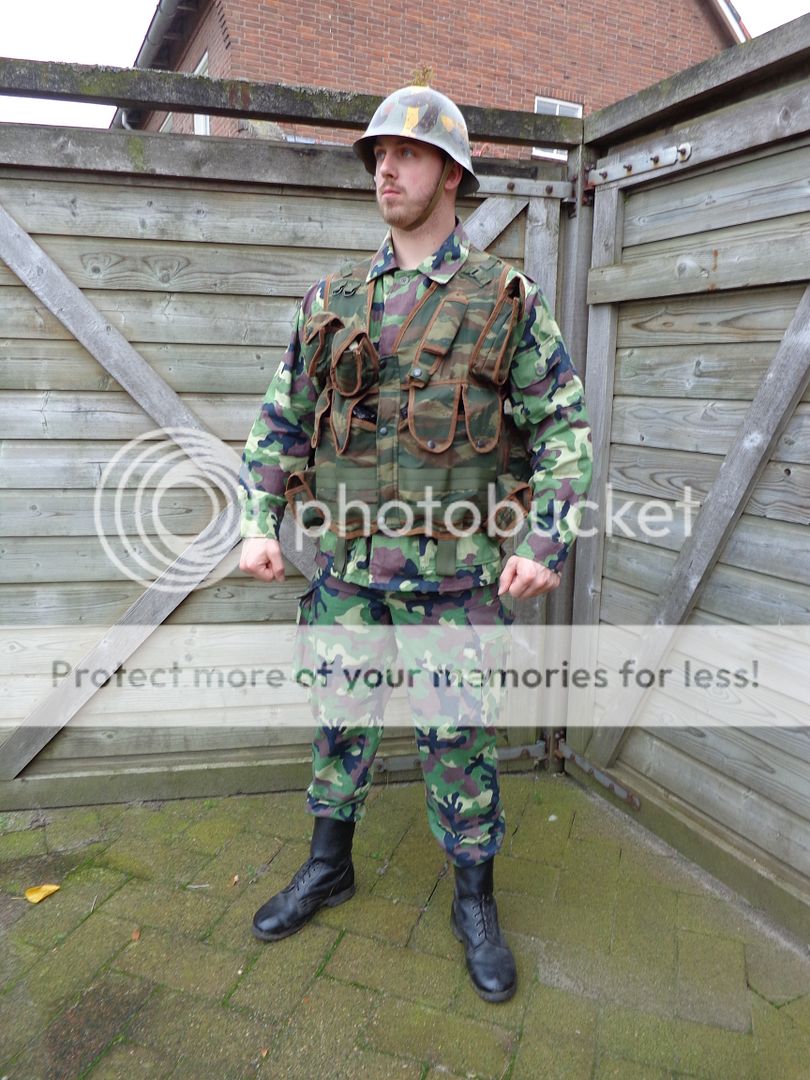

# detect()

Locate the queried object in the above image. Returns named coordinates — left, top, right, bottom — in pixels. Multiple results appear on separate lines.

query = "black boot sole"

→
left=252, top=883, right=356, bottom=942
left=451, top=913, right=517, bottom=1003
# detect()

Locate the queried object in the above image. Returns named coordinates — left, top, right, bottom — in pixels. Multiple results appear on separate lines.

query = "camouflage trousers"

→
left=295, top=574, right=510, bottom=866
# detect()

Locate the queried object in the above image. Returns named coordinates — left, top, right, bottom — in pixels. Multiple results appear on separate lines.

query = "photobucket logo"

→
left=291, top=483, right=529, bottom=542
left=290, top=481, right=699, bottom=546
left=93, top=427, right=241, bottom=592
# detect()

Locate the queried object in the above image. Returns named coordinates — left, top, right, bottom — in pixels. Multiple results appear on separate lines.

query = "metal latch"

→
left=586, top=142, right=692, bottom=188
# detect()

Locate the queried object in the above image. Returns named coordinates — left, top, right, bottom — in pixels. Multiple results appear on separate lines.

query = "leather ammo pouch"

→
left=303, top=312, right=345, bottom=380
left=330, top=326, right=379, bottom=397
left=468, top=272, right=525, bottom=387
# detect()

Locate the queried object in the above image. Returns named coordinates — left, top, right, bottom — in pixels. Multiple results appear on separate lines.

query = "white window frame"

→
left=193, top=52, right=211, bottom=136
left=533, top=95, right=583, bottom=161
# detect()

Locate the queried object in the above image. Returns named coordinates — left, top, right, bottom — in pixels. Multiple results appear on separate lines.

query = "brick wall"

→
left=223, top=0, right=729, bottom=114
left=143, top=0, right=731, bottom=145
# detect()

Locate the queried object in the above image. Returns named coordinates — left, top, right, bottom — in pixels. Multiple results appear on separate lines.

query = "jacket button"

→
left=427, top=439, right=436, bottom=449
left=379, top=425, right=388, bottom=436
left=379, top=358, right=387, bottom=370
left=476, top=439, right=485, bottom=448
left=412, top=367, right=423, bottom=378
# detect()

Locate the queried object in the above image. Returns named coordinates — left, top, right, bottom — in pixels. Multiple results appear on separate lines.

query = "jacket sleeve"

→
left=507, top=284, right=593, bottom=572
left=238, top=282, right=324, bottom=539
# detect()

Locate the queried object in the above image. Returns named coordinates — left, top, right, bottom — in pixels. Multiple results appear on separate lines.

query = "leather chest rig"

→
left=285, top=249, right=534, bottom=574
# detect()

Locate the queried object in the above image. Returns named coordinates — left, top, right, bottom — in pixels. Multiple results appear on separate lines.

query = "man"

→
left=239, top=85, right=592, bottom=1003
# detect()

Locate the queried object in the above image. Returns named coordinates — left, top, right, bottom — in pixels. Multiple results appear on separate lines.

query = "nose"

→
left=376, top=151, right=395, bottom=178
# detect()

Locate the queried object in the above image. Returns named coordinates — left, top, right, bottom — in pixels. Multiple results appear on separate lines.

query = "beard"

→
left=376, top=185, right=435, bottom=230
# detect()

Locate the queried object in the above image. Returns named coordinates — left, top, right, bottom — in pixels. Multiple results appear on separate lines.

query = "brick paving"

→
left=1, top=773, right=809, bottom=1079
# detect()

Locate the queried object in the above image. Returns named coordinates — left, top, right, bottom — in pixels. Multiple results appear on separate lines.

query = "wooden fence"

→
left=1, top=17, right=809, bottom=935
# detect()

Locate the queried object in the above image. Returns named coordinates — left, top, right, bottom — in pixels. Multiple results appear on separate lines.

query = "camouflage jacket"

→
left=240, top=221, right=592, bottom=593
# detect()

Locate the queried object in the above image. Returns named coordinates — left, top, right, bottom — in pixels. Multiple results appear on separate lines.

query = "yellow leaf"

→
left=131, top=928, right=141, bottom=942
left=24, top=884, right=60, bottom=904
left=230, top=874, right=239, bottom=887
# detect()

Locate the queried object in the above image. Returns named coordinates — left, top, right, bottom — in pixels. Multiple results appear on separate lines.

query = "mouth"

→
left=379, top=188, right=401, bottom=197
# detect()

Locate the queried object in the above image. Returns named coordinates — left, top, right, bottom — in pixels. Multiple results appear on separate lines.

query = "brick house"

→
left=121, top=0, right=744, bottom=152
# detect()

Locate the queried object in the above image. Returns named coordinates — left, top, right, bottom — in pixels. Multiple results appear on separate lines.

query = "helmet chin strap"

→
left=401, top=156, right=453, bottom=232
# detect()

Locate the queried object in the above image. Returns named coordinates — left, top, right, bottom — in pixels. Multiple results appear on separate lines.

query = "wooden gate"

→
left=0, top=75, right=583, bottom=809
left=567, top=39, right=810, bottom=937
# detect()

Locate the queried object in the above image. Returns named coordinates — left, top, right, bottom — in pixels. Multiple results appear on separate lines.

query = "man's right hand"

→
left=239, top=538, right=285, bottom=582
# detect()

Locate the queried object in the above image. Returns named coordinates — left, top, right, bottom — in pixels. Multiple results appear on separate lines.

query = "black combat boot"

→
left=252, top=816, right=356, bottom=941
left=451, top=858, right=517, bottom=1002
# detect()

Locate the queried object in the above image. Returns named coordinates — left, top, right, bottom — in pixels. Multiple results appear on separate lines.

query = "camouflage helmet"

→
left=353, top=85, right=479, bottom=195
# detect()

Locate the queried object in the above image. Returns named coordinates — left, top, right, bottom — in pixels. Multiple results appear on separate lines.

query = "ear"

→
left=444, top=160, right=464, bottom=193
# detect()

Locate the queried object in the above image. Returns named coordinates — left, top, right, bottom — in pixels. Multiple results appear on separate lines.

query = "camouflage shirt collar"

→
left=365, top=220, right=470, bottom=285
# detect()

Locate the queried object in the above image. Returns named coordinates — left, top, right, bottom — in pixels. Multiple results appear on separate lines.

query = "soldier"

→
left=239, top=85, right=592, bottom=1003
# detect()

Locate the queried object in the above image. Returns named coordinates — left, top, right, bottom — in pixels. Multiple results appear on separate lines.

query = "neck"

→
left=390, top=204, right=457, bottom=270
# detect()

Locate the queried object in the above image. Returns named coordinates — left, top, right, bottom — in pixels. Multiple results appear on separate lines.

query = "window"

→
left=533, top=96, right=583, bottom=162
left=159, top=113, right=174, bottom=134
left=193, top=52, right=211, bottom=136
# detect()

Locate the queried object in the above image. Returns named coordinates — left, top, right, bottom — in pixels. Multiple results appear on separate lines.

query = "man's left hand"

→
left=498, top=555, right=561, bottom=599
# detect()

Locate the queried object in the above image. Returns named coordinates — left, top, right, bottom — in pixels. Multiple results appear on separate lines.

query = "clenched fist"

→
left=239, top=538, right=285, bottom=583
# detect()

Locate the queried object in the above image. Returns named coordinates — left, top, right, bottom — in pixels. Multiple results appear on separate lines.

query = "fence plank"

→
left=611, top=398, right=810, bottom=464
left=0, top=391, right=258, bottom=440
left=589, top=212, right=810, bottom=302
left=0, top=235, right=353, bottom=298
left=614, top=343, right=794, bottom=400
left=587, top=285, right=810, bottom=765
left=0, top=340, right=282, bottom=393
left=0, top=285, right=294, bottom=345
left=608, top=445, right=810, bottom=525
left=617, top=286, right=804, bottom=348
left=622, top=143, right=810, bottom=246
left=593, top=74, right=810, bottom=190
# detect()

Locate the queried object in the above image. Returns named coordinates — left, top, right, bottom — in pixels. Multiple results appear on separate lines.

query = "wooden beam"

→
left=0, top=125, right=569, bottom=197
left=584, top=285, right=810, bottom=767
left=463, top=195, right=528, bottom=250
left=0, top=58, right=583, bottom=147
left=567, top=185, right=624, bottom=753
left=523, top=196, right=560, bottom=313
left=571, top=185, right=625, bottom=628
left=585, top=14, right=810, bottom=147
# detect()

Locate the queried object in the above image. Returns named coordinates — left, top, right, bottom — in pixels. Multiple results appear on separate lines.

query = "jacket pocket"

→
left=485, top=473, right=532, bottom=537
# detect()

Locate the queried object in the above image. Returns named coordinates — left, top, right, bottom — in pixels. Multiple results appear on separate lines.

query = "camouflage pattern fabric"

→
left=240, top=220, right=593, bottom=592
left=298, top=572, right=508, bottom=866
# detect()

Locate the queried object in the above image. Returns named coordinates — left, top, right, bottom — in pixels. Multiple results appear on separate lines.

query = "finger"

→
left=497, top=560, right=516, bottom=596
left=508, top=568, right=532, bottom=599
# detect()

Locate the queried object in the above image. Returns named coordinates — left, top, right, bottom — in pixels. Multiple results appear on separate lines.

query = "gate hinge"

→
left=586, top=142, right=692, bottom=188
left=552, top=731, right=641, bottom=810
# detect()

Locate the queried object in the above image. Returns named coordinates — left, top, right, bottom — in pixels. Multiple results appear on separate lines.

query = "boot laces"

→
left=472, top=894, right=498, bottom=941
left=291, top=858, right=320, bottom=893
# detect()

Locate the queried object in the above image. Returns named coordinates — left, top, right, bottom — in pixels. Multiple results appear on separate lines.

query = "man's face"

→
left=373, top=135, right=446, bottom=229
